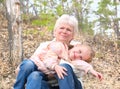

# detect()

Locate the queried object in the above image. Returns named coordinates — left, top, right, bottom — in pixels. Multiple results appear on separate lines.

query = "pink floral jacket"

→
left=16, top=39, right=80, bottom=75
left=30, top=41, right=69, bottom=74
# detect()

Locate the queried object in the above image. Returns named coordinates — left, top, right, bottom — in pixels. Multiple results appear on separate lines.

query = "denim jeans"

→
left=13, top=59, right=50, bottom=89
left=13, top=59, right=82, bottom=89
left=55, top=63, right=82, bottom=89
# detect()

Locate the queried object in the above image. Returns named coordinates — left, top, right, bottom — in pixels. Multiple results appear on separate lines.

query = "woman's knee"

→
left=20, top=59, right=36, bottom=71
left=28, top=71, right=44, bottom=81
left=60, top=63, right=72, bottom=70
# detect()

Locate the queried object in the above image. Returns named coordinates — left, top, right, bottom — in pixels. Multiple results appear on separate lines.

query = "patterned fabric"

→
left=60, top=59, right=93, bottom=85
left=30, top=39, right=80, bottom=74
left=71, top=60, right=93, bottom=77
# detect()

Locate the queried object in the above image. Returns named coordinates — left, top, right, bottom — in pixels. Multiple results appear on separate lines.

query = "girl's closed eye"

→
left=78, top=50, right=83, bottom=60
left=79, top=55, right=82, bottom=60
left=79, top=50, right=81, bottom=53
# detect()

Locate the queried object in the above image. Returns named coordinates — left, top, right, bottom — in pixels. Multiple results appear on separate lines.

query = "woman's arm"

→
left=44, top=41, right=68, bottom=70
left=44, top=41, right=69, bottom=79
left=30, top=42, right=52, bottom=74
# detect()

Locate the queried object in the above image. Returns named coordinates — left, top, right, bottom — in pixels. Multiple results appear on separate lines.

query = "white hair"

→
left=54, top=14, right=78, bottom=33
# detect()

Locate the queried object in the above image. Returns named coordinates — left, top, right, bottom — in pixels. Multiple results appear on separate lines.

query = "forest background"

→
left=0, top=0, right=120, bottom=89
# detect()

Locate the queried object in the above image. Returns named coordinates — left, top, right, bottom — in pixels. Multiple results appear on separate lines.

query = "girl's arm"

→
left=88, top=69, right=103, bottom=81
left=71, top=60, right=103, bottom=81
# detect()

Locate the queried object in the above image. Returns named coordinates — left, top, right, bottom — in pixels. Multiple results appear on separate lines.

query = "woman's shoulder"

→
left=40, top=38, right=57, bottom=46
left=40, top=41, right=52, bottom=45
left=48, top=41, right=65, bottom=52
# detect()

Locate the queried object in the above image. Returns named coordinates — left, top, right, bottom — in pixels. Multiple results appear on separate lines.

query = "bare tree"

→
left=5, top=0, right=23, bottom=64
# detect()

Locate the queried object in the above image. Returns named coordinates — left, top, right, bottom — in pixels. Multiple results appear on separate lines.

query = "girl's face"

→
left=54, top=23, right=74, bottom=45
left=69, top=46, right=91, bottom=62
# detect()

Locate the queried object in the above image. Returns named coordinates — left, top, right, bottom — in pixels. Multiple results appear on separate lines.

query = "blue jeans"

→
left=13, top=59, right=50, bottom=89
left=13, top=59, right=82, bottom=89
left=55, top=64, right=82, bottom=89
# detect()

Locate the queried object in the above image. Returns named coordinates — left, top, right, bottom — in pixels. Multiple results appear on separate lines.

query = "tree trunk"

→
left=114, top=0, right=120, bottom=39
left=5, top=0, right=23, bottom=64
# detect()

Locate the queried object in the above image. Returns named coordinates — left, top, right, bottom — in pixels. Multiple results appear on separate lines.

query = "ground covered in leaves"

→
left=0, top=28, right=120, bottom=89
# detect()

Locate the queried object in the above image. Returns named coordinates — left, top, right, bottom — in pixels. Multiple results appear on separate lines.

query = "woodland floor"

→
left=0, top=28, right=120, bottom=89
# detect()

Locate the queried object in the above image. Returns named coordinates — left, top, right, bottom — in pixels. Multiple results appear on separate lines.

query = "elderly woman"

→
left=13, top=14, right=82, bottom=89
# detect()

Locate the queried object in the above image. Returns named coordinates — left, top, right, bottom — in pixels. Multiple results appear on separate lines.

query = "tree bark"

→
left=5, top=0, right=23, bottom=64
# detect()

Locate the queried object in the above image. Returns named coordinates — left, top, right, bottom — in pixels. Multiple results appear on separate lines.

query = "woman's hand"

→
left=54, top=65, right=68, bottom=79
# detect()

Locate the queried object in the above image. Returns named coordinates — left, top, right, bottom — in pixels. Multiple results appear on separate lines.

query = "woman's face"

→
left=54, top=23, right=74, bottom=45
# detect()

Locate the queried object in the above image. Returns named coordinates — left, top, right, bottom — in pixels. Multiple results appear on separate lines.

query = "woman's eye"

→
left=66, top=28, right=72, bottom=32
left=60, top=27, right=64, bottom=29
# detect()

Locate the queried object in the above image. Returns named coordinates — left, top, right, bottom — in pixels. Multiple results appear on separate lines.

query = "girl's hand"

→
left=90, top=70, right=103, bottom=81
left=96, top=72, right=103, bottom=81
left=54, top=65, right=68, bottom=79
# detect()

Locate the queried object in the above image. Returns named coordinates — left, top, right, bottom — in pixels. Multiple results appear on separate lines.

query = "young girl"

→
left=42, top=41, right=103, bottom=81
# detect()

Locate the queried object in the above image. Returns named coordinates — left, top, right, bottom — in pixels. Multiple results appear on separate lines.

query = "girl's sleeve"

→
left=71, top=60, right=93, bottom=74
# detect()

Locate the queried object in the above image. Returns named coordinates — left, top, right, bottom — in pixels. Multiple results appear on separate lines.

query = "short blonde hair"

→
left=54, top=14, right=78, bottom=33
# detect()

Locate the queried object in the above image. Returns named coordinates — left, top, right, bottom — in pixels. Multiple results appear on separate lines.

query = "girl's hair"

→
left=83, top=44, right=95, bottom=63
left=54, top=14, right=78, bottom=33
left=75, top=44, right=95, bottom=63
